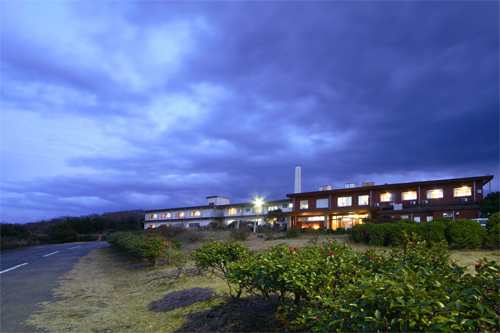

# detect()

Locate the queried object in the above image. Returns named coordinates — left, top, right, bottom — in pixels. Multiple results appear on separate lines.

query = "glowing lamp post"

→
left=254, top=198, right=263, bottom=233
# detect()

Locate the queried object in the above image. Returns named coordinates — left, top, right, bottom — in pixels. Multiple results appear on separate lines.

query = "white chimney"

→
left=294, top=165, right=301, bottom=193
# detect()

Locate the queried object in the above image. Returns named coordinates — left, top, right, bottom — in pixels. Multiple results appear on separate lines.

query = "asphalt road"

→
left=1, top=241, right=109, bottom=333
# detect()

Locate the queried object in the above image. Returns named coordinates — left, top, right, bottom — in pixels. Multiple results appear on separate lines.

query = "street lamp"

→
left=254, top=198, right=263, bottom=233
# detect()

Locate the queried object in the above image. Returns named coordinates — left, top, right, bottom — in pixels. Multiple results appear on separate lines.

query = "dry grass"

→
left=26, top=230, right=499, bottom=332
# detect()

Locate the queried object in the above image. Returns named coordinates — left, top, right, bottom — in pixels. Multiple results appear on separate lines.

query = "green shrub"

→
left=368, top=224, right=393, bottom=246
left=78, top=234, right=98, bottom=242
left=350, top=223, right=373, bottom=244
left=284, top=225, right=302, bottom=239
left=446, top=219, right=487, bottom=249
left=432, top=217, right=453, bottom=226
left=107, top=231, right=179, bottom=266
left=416, top=221, right=447, bottom=244
left=192, top=239, right=251, bottom=297
left=388, top=223, right=418, bottom=246
left=229, top=227, right=251, bottom=241
left=397, top=218, right=417, bottom=224
left=335, top=227, right=347, bottom=235
left=326, top=228, right=335, bottom=234
left=486, top=212, right=500, bottom=232
left=47, top=223, right=79, bottom=244
left=485, top=223, right=500, bottom=248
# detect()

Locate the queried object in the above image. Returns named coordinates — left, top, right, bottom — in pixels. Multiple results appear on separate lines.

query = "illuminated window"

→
left=147, top=224, right=155, bottom=228
left=453, top=187, right=471, bottom=197
left=254, top=207, right=263, bottom=214
left=228, top=208, right=237, bottom=215
left=300, top=200, right=309, bottom=209
left=380, top=193, right=394, bottom=202
left=358, top=195, right=369, bottom=206
left=316, top=199, right=328, bottom=208
left=238, top=208, right=243, bottom=213
left=148, top=214, right=157, bottom=219
left=401, top=215, right=409, bottom=219
left=338, top=197, right=352, bottom=207
left=443, top=213, right=452, bottom=217
left=427, top=216, right=433, bottom=221
left=268, top=206, right=279, bottom=211
left=190, top=211, right=201, bottom=217
left=427, top=189, right=443, bottom=199
left=402, top=191, right=417, bottom=201
left=161, top=213, right=171, bottom=218
left=175, top=212, right=185, bottom=217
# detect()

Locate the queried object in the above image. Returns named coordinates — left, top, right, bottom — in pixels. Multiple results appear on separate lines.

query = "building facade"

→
left=280, top=175, right=494, bottom=229
left=144, top=196, right=293, bottom=229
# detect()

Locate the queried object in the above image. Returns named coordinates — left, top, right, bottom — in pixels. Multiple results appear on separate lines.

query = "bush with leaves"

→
left=486, top=212, right=500, bottom=232
left=416, top=221, right=447, bottom=244
left=107, top=231, right=180, bottom=266
left=225, top=233, right=499, bottom=332
left=47, top=223, right=79, bottom=244
left=446, top=219, right=487, bottom=249
left=350, top=222, right=373, bottom=243
left=229, top=227, right=251, bottom=241
left=192, top=238, right=252, bottom=297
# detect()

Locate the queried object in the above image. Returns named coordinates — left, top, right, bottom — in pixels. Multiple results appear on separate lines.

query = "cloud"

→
left=1, top=1, right=498, bottom=223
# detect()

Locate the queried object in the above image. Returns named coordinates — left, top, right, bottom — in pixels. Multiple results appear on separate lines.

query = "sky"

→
left=1, top=1, right=499, bottom=224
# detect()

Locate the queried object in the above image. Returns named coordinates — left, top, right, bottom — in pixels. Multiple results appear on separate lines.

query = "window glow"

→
left=228, top=208, right=237, bottom=215
left=161, top=213, right=171, bottom=218
left=358, top=195, right=369, bottom=206
left=380, top=193, right=394, bottom=202
left=175, top=212, right=185, bottom=217
left=338, top=197, right=352, bottom=207
left=190, top=211, right=201, bottom=217
left=427, top=189, right=443, bottom=199
left=453, top=187, right=471, bottom=197
left=402, top=191, right=417, bottom=201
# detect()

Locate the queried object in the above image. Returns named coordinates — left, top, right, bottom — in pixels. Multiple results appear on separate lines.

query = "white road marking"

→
left=68, top=246, right=82, bottom=249
left=0, top=263, right=28, bottom=274
left=43, top=251, right=60, bottom=257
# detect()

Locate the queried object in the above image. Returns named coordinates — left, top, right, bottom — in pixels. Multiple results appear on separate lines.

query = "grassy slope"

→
left=26, top=230, right=500, bottom=332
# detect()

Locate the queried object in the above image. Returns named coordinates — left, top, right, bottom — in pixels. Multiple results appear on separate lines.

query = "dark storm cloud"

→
left=1, top=1, right=498, bottom=223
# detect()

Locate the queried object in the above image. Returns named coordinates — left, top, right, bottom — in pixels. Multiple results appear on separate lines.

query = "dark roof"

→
left=286, top=175, right=494, bottom=198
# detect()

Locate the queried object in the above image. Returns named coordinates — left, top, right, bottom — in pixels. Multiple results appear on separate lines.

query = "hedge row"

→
left=351, top=217, right=499, bottom=249
left=106, top=231, right=180, bottom=266
left=192, top=237, right=500, bottom=332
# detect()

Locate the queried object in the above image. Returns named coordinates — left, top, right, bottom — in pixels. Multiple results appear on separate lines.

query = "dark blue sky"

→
left=1, top=1, right=499, bottom=224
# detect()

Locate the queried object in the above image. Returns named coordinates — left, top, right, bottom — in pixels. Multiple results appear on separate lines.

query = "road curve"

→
left=1, top=241, right=109, bottom=333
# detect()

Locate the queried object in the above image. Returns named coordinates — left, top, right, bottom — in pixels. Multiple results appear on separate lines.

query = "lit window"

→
left=443, top=213, right=452, bottom=217
left=300, top=200, right=309, bottom=209
left=453, top=187, right=471, bottom=197
left=414, top=217, right=421, bottom=222
left=316, top=199, right=328, bottom=208
left=427, top=189, right=443, bottom=199
left=254, top=207, right=263, bottom=214
left=238, top=208, right=243, bottom=213
left=228, top=208, right=237, bottom=215
left=338, top=197, right=352, bottom=207
left=402, top=191, right=417, bottom=201
left=380, top=193, right=394, bottom=202
left=190, top=211, right=201, bottom=217
left=401, top=215, right=409, bottom=219
left=358, top=195, right=369, bottom=206
left=268, top=206, right=279, bottom=211
left=148, top=214, right=157, bottom=219
left=161, top=213, right=171, bottom=218
left=427, top=216, right=433, bottom=221
left=175, top=212, right=185, bottom=217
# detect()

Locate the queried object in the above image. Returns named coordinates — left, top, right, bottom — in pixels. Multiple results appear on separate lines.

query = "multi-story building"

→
left=144, top=196, right=293, bottom=229
left=280, top=175, right=494, bottom=230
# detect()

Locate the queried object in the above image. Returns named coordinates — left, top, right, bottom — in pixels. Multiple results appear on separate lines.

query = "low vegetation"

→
left=351, top=213, right=500, bottom=249
left=25, top=227, right=499, bottom=332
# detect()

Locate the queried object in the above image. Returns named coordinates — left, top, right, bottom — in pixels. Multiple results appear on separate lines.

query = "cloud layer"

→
left=1, top=1, right=498, bottom=223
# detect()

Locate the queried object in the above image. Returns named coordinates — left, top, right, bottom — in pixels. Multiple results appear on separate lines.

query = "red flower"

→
left=368, top=256, right=372, bottom=259
left=290, top=249, right=293, bottom=253
left=184, top=252, right=187, bottom=255
left=344, top=244, right=348, bottom=247
left=210, top=248, right=213, bottom=251
left=375, top=256, right=380, bottom=260
left=475, top=264, right=484, bottom=269
left=293, top=247, right=297, bottom=251
left=329, top=252, right=335, bottom=257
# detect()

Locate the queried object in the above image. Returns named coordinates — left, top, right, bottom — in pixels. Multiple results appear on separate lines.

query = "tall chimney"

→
left=294, top=165, right=302, bottom=193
